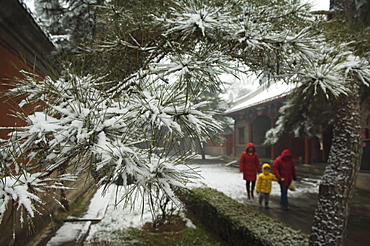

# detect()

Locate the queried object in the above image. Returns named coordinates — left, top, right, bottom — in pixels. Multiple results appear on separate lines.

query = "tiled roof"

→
left=0, top=0, right=55, bottom=76
left=225, top=81, right=295, bottom=114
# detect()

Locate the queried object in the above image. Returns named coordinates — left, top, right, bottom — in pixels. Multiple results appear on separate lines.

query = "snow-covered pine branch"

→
left=264, top=44, right=370, bottom=145
left=0, top=166, right=76, bottom=225
left=0, top=64, right=221, bottom=226
left=2, top=0, right=344, bottom=238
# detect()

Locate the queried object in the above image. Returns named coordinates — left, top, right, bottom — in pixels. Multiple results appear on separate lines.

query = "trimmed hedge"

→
left=177, top=187, right=309, bottom=246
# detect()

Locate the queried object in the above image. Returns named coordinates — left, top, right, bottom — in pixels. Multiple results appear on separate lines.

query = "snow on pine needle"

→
left=295, top=43, right=370, bottom=99
left=0, top=67, right=214, bottom=227
left=161, top=1, right=233, bottom=38
left=264, top=43, right=370, bottom=144
left=0, top=164, right=76, bottom=225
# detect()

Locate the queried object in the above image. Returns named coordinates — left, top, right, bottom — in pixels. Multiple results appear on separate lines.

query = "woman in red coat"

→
left=272, top=149, right=297, bottom=209
left=239, top=143, right=261, bottom=199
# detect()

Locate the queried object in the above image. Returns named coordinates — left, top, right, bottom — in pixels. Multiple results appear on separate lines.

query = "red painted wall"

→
left=0, top=44, right=33, bottom=139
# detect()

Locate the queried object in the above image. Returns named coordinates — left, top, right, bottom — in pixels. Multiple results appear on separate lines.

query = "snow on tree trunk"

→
left=199, top=141, right=206, bottom=160
left=310, top=83, right=362, bottom=245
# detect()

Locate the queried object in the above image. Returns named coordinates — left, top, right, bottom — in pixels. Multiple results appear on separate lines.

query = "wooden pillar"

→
left=304, top=137, right=310, bottom=164
left=363, top=128, right=369, bottom=139
left=321, top=131, right=326, bottom=162
left=363, top=129, right=369, bottom=148
left=248, top=120, right=253, bottom=143
left=233, top=120, right=237, bottom=157
left=232, top=132, right=235, bottom=156
left=270, top=114, right=275, bottom=161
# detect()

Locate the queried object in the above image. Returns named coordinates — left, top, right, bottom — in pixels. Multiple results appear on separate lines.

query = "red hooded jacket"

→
left=239, top=143, right=261, bottom=181
left=272, top=149, right=297, bottom=186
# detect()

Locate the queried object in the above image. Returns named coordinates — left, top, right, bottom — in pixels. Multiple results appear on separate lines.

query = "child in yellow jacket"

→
left=256, top=163, right=281, bottom=208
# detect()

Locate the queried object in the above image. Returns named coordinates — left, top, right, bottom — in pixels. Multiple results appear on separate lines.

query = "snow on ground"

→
left=83, top=156, right=319, bottom=243
left=84, top=185, right=155, bottom=243
left=186, top=160, right=319, bottom=203
left=47, top=155, right=319, bottom=245
left=46, top=186, right=112, bottom=246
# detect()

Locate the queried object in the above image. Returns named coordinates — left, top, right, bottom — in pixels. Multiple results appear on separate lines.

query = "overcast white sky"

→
left=24, top=0, right=330, bottom=13
left=306, top=0, right=330, bottom=10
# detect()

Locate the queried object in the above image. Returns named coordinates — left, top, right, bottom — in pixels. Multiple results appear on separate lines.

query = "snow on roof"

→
left=225, top=81, right=295, bottom=114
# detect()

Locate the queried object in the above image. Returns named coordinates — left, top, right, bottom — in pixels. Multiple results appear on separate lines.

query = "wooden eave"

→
left=224, top=94, right=291, bottom=118
left=0, top=0, right=55, bottom=76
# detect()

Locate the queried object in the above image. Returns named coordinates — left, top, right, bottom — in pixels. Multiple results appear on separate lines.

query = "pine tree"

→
left=265, top=0, right=370, bottom=244
left=309, top=1, right=370, bottom=245
left=34, top=0, right=99, bottom=57
left=2, top=0, right=370, bottom=243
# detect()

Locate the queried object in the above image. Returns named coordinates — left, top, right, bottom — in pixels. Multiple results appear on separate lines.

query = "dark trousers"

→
left=280, top=184, right=289, bottom=207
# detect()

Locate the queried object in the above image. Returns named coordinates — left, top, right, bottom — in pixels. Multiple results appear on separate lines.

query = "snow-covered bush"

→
left=178, top=187, right=309, bottom=245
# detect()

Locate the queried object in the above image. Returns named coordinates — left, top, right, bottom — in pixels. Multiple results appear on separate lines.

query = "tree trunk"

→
left=329, top=0, right=355, bottom=20
left=199, top=141, right=206, bottom=160
left=309, top=84, right=363, bottom=245
left=330, top=0, right=370, bottom=24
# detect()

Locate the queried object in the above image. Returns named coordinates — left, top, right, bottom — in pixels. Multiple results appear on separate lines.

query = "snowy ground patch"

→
left=47, top=158, right=319, bottom=245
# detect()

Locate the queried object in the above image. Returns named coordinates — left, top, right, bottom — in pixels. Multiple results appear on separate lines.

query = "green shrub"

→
left=177, top=187, right=309, bottom=246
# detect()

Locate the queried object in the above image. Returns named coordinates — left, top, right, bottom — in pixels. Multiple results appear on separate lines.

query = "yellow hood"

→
left=262, top=163, right=271, bottom=175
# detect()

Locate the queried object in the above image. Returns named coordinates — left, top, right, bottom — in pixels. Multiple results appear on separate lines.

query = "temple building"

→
left=222, top=80, right=370, bottom=175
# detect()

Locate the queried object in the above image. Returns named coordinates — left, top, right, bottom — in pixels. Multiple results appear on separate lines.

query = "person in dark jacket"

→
left=239, top=143, right=261, bottom=199
left=272, top=149, right=297, bottom=209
